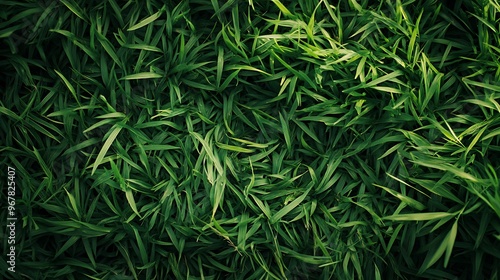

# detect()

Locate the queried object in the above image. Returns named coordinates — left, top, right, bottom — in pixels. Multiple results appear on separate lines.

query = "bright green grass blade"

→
left=0, top=106, right=22, bottom=121
left=216, top=46, right=224, bottom=88
left=271, top=0, right=293, bottom=17
left=374, top=184, right=426, bottom=211
left=408, top=177, right=463, bottom=204
left=91, top=124, right=123, bottom=175
left=83, top=119, right=115, bottom=134
left=408, top=10, right=423, bottom=63
left=386, top=173, right=431, bottom=199
left=60, top=0, right=87, bottom=22
left=54, top=70, right=79, bottom=104
left=279, top=112, right=292, bottom=152
left=216, top=142, right=254, bottom=153
left=122, top=43, right=162, bottom=52
left=237, top=212, right=250, bottom=252
left=64, top=188, right=81, bottom=219
left=127, top=6, right=165, bottom=31
left=444, top=220, right=458, bottom=268
left=190, top=131, right=223, bottom=175
left=383, top=212, right=457, bottom=221
left=344, top=70, right=403, bottom=93
left=96, top=31, right=122, bottom=68
left=250, top=194, right=272, bottom=220
left=125, top=187, right=141, bottom=218
left=270, top=183, right=312, bottom=224
left=271, top=51, right=317, bottom=90
left=96, top=112, right=127, bottom=119
left=120, top=72, right=162, bottom=80
left=410, top=158, right=479, bottom=183
left=419, top=220, right=458, bottom=273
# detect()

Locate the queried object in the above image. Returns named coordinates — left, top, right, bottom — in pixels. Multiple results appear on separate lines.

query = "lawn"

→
left=1, top=0, right=500, bottom=279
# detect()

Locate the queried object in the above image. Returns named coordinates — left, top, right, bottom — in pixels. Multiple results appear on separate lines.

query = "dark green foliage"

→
left=1, top=0, right=500, bottom=279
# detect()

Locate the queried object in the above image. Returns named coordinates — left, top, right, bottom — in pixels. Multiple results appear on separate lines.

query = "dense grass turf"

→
left=1, top=0, right=500, bottom=279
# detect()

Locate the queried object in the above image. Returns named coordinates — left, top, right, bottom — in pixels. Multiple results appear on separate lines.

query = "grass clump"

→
left=1, top=0, right=500, bottom=279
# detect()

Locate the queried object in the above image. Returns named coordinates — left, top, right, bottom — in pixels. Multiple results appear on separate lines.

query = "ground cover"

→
left=1, top=0, right=500, bottom=279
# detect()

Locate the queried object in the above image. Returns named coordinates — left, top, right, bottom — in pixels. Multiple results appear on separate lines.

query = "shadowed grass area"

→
left=1, top=0, right=500, bottom=279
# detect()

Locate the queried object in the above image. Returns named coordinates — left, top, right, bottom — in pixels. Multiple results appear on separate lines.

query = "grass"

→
left=1, top=0, right=500, bottom=279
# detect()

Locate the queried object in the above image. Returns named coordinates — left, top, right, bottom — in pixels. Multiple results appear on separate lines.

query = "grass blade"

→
left=91, top=124, right=123, bottom=175
left=127, top=7, right=165, bottom=31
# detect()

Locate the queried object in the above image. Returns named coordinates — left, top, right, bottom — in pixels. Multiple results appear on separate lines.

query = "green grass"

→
left=1, top=0, right=500, bottom=279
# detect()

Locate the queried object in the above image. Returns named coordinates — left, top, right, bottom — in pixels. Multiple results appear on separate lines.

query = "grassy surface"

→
left=1, top=0, right=500, bottom=279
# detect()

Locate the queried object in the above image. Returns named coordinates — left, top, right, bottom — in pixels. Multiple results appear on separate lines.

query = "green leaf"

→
left=64, top=188, right=81, bottom=219
left=279, top=112, right=292, bottom=152
left=120, top=72, right=163, bottom=80
left=91, top=124, right=123, bottom=175
left=419, top=220, right=459, bottom=273
left=125, top=188, right=141, bottom=217
left=216, top=142, right=254, bottom=153
left=374, top=184, right=426, bottom=211
left=122, top=44, right=162, bottom=52
left=127, top=7, right=164, bottom=31
left=271, top=0, right=293, bottom=17
left=54, top=70, right=79, bottom=105
left=60, top=0, right=87, bottom=22
left=270, top=184, right=312, bottom=224
left=383, top=212, right=456, bottom=221
left=444, top=220, right=458, bottom=268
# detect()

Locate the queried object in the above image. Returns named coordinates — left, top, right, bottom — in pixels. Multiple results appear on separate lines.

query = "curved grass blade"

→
left=91, top=124, right=123, bottom=175
left=127, top=7, right=165, bottom=31
left=383, top=212, right=457, bottom=221
left=120, top=72, right=162, bottom=80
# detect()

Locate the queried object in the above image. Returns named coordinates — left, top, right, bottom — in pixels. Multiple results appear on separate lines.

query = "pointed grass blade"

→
left=383, top=212, right=456, bottom=221
left=127, top=7, right=164, bottom=31
left=419, top=220, right=459, bottom=273
left=270, top=184, right=312, bottom=224
left=120, top=72, right=162, bottom=80
left=91, top=124, right=123, bottom=175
